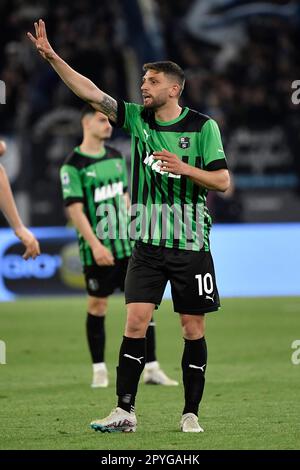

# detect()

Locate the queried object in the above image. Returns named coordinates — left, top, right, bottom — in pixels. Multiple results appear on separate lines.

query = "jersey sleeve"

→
left=60, top=164, right=83, bottom=206
left=114, top=100, right=143, bottom=135
left=200, top=119, right=228, bottom=171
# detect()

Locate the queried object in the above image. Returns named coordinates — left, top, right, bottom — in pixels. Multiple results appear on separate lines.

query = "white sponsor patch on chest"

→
left=94, top=182, right=124, bottom=202
left=143, top=151, right=180, bottom=179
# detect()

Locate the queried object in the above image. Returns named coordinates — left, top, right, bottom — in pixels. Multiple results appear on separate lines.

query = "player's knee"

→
left=125, top=307, right=151, bottom=337
left=125, top=323, right=143, bottom=337
left=125, top=317, right=146, bottom=337
left=88, top=297, right=107, bottom=316
left=181, top=315, right=205, bottom=340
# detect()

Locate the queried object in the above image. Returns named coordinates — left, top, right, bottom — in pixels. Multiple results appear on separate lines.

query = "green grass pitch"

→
left=0, top=296, right=300, bottom=450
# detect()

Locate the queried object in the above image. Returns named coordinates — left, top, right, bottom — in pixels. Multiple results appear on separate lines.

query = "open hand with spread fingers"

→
left=27, top=19, right=56, bottom=61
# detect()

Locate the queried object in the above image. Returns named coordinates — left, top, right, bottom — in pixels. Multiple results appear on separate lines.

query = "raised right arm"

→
left=27, top=19, right=117, bottom=122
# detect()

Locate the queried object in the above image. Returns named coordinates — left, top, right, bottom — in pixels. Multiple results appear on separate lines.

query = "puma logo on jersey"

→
left=189, top=364, right=206, bottom=372
left=94, top=182, right=124, bottom=202
left=144, top=151, right=180, bottom=179
left=87, top=171, right=96, bottom=177
left=124, top=354, right=144, bottom=364
left=205, top=294, right=214, bottom=302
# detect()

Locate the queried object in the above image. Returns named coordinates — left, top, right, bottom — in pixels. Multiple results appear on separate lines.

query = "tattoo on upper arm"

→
left=100, top=94, right=117, bottom=122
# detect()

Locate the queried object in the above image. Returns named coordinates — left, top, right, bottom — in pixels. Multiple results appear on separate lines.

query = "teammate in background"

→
left=29, top=20, right=229, bottom=433
left=0, top=142, right=40, bottom=260
left=60, top=105, right=178, bottom=388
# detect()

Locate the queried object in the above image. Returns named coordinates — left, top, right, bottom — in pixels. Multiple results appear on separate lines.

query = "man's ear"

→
left=82, top=114, right=91, bottom=128
left=170, top=83, right=180, bottom=98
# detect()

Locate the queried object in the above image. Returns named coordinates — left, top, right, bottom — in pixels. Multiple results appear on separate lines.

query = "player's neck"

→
left=80, top=136, right=105, bottom=155
left=154, top=103, right=182, bottom=123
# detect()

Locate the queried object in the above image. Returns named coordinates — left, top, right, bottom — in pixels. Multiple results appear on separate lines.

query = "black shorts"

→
left=125, top=242, right=220, bottom=315
left=84, top=258, right=129, bottom=297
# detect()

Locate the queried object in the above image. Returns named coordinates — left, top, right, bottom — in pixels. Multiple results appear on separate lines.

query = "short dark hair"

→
left=143, top=61, right=185, bottom=95
left=81, top=104, right=97, bottom=120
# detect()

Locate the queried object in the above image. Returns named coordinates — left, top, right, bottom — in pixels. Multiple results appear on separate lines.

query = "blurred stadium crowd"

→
left=0, top=0, right=299, bottom=226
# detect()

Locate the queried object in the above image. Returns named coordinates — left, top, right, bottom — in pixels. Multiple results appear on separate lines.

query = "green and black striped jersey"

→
left=60, top=145, right=132, bottom=266
left=114, top=101, right=228, bottom=251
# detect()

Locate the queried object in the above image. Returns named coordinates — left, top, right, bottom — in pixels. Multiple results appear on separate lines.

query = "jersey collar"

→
left=74, top=146, right=106, bottom=159
left=154, top=107, right=189, bottom=126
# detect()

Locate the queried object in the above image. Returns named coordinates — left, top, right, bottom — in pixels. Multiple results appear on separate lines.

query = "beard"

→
left=143, top=94, right=167, bottom=110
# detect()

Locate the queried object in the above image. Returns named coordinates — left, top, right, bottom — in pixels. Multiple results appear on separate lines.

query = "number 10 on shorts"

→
left=195, top=274, right=214, bottom=296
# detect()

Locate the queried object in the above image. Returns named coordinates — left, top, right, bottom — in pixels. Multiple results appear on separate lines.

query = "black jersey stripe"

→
left=108, top=179, right=127, bottom=259
left=172, top=169, right=186, bottom=249
left=82, top=186, right=95, bottom=265
left=166, top=176, right=184, bottom=248
left=82, top=187, right=94, bottom=227
left=131, top=137, right=146, bottom=241
left=88, top=183, right=98, bottom=228
left=173, top=182, right=185, bottom=249
left=141, top=108, right=210, bottom=133
left=100, top=178, right=114, bottom=257
left=64, top=196, right=84, bottom=207
left=63, top=147, right=123, bottom=170
left=139, top=142, right=153, bottom=241
left=179, top=156, right=193, bottom=247
left=89, top=183, right=102, bottom=262
left=142, top=172, right=149, bottom=206
left=148, top=161, right=158, bottom=243
left=131, top=138, right=147, bottom=241
left=205, top=158, right=228, bottom=171
left=152, top=172, right=167, bottom=247
left=167, top=175, right=175, bottom=245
